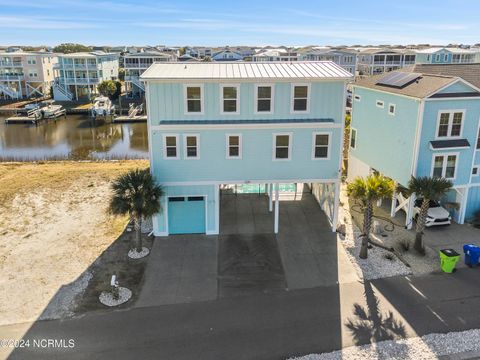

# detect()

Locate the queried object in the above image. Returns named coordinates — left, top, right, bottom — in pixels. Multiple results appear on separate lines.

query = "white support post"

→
left=274, top=183, right=279, bottom=234
left=331, top=181, right=340, bottom=232
left=459, top=187, right=469, bottom=225
left=268, top=183, right=273, bottom=212
left=406, top=194, right=415, bottom=230
left=390, top=188, right=397, bottom=218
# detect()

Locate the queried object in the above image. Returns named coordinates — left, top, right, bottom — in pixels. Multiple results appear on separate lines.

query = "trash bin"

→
left=463, top=244, right=480, bottom=267
left=439, top=249, right=460, bottom=273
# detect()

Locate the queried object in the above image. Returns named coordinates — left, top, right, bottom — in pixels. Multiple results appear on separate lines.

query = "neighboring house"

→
left=252, top=49, right=298, bottom=62
left=356, top=48, right=416, bottom=75
left=300, top=48, right=357, bottom=75
left=404, top=63, right=480, bottom=90
left=348, top=70, right=480, bottom=225
left=415, top=47, right=480, bottom=64
left=141, top=62, right=352, bottom=236
left=124, top=51, right=176, bottom=98
left=178, top=54, right=201, bottom=62
left=211, top=49, right=244, bottom=61
left=53, top=52, right=119, bottom=101
left=0, top=49, right=57, bottom=99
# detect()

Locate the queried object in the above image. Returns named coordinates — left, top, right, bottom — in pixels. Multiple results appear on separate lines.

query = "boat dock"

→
left=5, top=108, right=67, bottom=125
left=111, top=115, right=147, bottom=123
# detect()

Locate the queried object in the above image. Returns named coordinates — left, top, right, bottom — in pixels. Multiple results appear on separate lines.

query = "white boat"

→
left=24, top=103, right=40, bottom=111
left=91, top=96, right=113, bottom=117
left=40, top=100, right=64, bottom=118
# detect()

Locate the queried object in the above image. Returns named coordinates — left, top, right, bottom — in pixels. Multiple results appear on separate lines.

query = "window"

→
left=29, top=72, right=37, bottom=77
left=273, top=134, right=291, bottom=160
left=255, top=85, right=273, bottom=113
left=376, top=100, right=384, bottom=108
left=185, top=85, right=203, bottom=114
left=435, top=54, right=441, bottom=62
left=444, top=54, right=448, bottom=62
left=437, top=111, right=464, bottom=138
left=477, top=128, right=480, bottom=150
left=432, top=154, right=458, bottom=179
left=312, top=133, right=330, bottom=159
left=226, top=134, right=242, bottom=159
left=27, top=57, right=36, bottom=65
left=163, top=135, right=179, bottom=159
left=453, top=54, right=461, bottom=63
left=291, top=84, right=310, bottom=113
left=184, top=134, right=199, bottom=159
left=221, top=85, right=239, bottom=114
left=388, top=104, right=396, bottom=115
left=350, top=128, right=357, bottom=149
left=472, top=167, right=479, bottom=177
left=427, top=55, right=431, bottom=61
left=354, top=95, right=361, bottom=102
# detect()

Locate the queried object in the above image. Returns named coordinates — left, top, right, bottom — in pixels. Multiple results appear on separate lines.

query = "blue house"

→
left=141, top=62, right=352, bottom=236
left=348, top=70, right=480, bottom=226
left=415, top=47, right=480, bottom=65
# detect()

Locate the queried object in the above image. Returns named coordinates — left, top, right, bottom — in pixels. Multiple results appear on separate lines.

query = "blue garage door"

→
left=168, top=196, right=206, bottom=234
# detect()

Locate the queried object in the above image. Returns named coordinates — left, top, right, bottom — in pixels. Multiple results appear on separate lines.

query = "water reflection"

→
left=0, top=115, right=149, bottom=161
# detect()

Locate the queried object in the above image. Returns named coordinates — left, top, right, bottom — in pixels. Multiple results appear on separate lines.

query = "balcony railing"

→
left=0, top=74, right=24, bottom=80
left=62, top=77, right=99, bottom=84
left=124, top=75, right=142, bottom=81
left=0, top=61, right=23, bottom=67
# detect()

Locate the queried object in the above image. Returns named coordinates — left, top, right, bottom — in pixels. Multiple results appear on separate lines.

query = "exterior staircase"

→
left=0, top=83, right=20, bottom=99
left=131, top=76, right=145, bottom=92
left=53, top=82, right=74, bottom=101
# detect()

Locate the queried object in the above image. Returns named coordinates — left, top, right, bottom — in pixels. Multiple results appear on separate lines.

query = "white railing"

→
left=63, top=77, right=99, bottom=84
left=0, top=84, right=19, bottom=99
left=54, top=82, right=73, bottom=100
left=0, top=61, right=22, bottom=67
left=130, top=76, right=145, bottom=91
left=0, top=75, right=24, bottom=80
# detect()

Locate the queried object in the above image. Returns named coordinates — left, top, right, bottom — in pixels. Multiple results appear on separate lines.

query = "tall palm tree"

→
left=347, top=174, right=395, bottom=259
left=109, top=169, right=163, bottom=254
left=407, top=176, right=452, bottom=254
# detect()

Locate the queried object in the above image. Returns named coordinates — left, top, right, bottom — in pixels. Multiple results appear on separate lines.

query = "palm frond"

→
left=407, top=176, right=453, bottom=201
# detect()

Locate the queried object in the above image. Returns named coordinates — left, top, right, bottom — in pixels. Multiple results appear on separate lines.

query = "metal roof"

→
left=141, top=61, right=353, bottom=81
left=430, top=139, right=471, bottom=149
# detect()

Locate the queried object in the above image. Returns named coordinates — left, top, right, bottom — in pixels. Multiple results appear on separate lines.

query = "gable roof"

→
left=402, top=63, right=480, bottom=89
left=141, top=61, right=353, bottom=81
left=354, top=72, right=457, bottom=98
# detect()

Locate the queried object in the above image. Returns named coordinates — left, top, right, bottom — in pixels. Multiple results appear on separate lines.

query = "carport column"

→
left=406, top=194, right=415, bottom=230
left=459, top=187, right=469, bottom=225
left=331, top=180, right=340, bottom=232
left=274, top=183, right=280, bottom=233
left=268, top=183, right=273, bottom=212
left=390, top=186, right=397, bottom=218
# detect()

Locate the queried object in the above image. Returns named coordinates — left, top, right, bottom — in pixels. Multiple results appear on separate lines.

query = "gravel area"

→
left=99, top=287, right=132, bottom=307
left=128, top=247, right=150, bottom=259
left=290, top=328, right=480, bottom=360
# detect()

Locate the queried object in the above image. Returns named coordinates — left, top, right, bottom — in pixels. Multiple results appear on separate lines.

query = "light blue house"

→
left=141, top=62, right=352, bottom=236
left=415, top=47, right=480, bottom=64
left=348, top=71, right=480, bottom=225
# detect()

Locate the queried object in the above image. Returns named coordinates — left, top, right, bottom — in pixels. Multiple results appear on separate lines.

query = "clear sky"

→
left=0, top=0, right=479, bottom=47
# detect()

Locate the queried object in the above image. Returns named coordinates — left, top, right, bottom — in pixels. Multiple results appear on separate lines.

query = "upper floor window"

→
left=444, top=54, right=448, bottom=62
left=376, top=100, right=384, bottom=108
left=432, top=153, right=457, bottom=179
left=291, top=84, right=310, bottom=113
left=273, top=133, right=291, bottom=160
left=184, top=134, right=199, bottom=159
left=185, top=85, right=203, bottom=114
left=435, top=54, right=441, bottom=62
left=312, top=133, right=330, bottom=159
left=388, top=104, right=396, bottom=115
left=163, top=135, right=179, bottom=159
left=354, top=95, right=361, bottom=102
left=27, top=57, right=36, bottom=65
left=437, top=111, right=464, bottom=138
left=226, top=134, right=242, bottom=159
left=255, top=85, right=273, bottom=113
left=221, top=85, right=239, bottom=114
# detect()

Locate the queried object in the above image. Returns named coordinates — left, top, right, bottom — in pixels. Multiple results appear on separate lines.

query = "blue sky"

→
left=1, top=0, right=479, bottom=46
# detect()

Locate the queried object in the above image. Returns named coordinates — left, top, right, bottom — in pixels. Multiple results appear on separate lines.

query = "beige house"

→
left=0, top=49, right=57, bottom=99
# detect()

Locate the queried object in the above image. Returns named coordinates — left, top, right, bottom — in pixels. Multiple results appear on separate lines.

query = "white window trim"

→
left=290, top=83, right=311, bottom=114
left=435, top=109, right=466, bottom=139
left=311, top=132, right=331, bottom=160
left=472, top=166, right=479, bottom=177
left=254, top=84, right=274, bottom=114
left=431, top=152, right=459, bottom=180
left=350, top=128, right=357, bottom=149
left=220, top=84, right=240, bottom=115
left=272, top=133, right=292, bottom=161
left=376, top=100, right=384, bottom=108
left=183, top=134, right=200, bottom=160
left=183, top=84, right=204, bottom=115
left=225, top=133, right=242, bottom=159
left=388, top=103, right=396, bottom=116
left=444, top=54, right=449, bottom=62
left=435, top=54, right=441, bottom=62
left=163, top=134, right=180, bottom=160
left=354, top=94, right=361, bottom=102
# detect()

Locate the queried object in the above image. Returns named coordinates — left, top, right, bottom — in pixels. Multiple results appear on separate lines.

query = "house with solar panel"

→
left=348, top=70, right=480, bottom=226
left=141, top=62, right=353, bottom=236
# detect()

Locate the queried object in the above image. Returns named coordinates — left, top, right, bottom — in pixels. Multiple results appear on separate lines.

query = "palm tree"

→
left=109, top=169, right=163, bottom=255
left=406, top=176, right=452, bottom=254
left=347, top=174, right=395, bottom=259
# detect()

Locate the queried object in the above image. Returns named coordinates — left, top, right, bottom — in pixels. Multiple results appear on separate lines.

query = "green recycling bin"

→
left=439, top=249, right=460, bottom=273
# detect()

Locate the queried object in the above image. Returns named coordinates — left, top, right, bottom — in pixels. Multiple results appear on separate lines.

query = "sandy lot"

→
left=0, top=160, right=148, bottom=326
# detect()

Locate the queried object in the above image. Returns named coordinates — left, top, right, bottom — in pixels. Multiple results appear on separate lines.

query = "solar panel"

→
left=376, top=72, right=422, bottom=88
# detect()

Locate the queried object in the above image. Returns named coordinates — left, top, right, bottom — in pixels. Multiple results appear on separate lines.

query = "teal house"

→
left=415, top=47, right=480, bottom=64
left=141, top=62, right=352, bottom=236
left=349, top=70, right=480, bottom=226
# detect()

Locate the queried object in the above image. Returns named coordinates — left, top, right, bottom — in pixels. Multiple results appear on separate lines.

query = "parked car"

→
left=413, top=199, right=451, bottom=227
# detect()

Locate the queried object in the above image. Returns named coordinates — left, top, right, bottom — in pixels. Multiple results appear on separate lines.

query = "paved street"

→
left=3, top=268, right=480, bottom=360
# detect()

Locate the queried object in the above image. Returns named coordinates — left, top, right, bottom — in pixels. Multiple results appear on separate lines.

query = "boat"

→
left=91, top=96, right=113, bottom=117
left=24, top=102, right=40, bottom=111
left=40, top=100, right=65, bottom=118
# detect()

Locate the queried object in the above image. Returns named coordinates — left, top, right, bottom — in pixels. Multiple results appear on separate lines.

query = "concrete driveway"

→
left=136, top=188, right=359, bottom=308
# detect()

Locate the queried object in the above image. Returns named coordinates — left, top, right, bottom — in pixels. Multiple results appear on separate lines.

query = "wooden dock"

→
left=5, top=109, right=67, bottom=125
left=111, top=115, right=147, bottom=123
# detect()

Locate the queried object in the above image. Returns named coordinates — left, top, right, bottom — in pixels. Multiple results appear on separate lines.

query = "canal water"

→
left=0, top=114, right=149, bottom=161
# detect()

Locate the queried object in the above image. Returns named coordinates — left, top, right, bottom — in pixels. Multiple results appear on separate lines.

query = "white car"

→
left=413, top=199, right=451, bottom=227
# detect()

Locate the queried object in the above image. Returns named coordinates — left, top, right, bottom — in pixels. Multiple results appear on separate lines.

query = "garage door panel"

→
left=168, top=197, right=206, bottom=234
